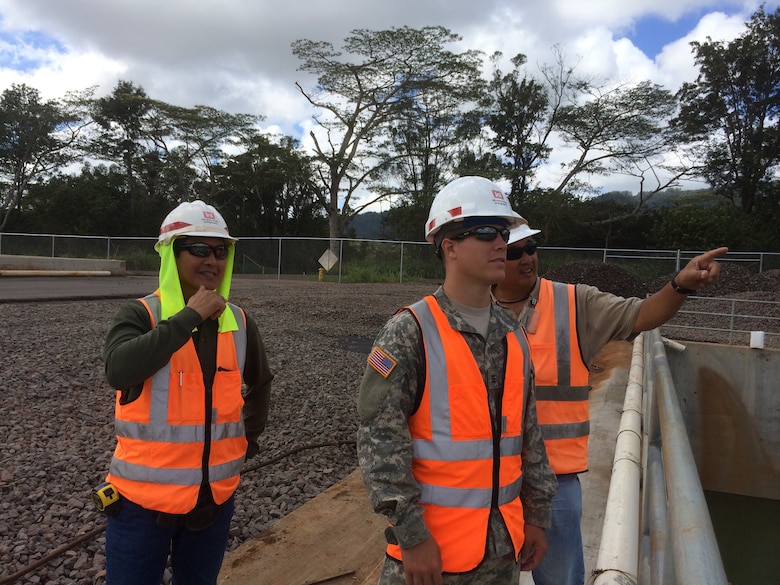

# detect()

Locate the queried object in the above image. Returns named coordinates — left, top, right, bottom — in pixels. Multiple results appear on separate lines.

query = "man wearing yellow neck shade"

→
left=102, top=200, right=274, bottom=585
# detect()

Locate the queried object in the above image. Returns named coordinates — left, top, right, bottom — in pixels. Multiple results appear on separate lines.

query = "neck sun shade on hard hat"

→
left=157, top=240, right=238, bottom=334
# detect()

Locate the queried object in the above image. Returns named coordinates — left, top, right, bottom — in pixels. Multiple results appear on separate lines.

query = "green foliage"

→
left=383, top=198, right=430, bottom=242
left=510, top=188, right=584, bottom=246
left=121, top=249, right=160, bottom=272
left=341, top=257, right=443, bottom=283
left=0, top=83, right=91, bottom=230
left=674, top=6, right=780, bottom=213
left=485, top=52, right=551, bottom=197
left=649, top=203, right=779, bottom=251
left=213, top=134, right=326, bottom=237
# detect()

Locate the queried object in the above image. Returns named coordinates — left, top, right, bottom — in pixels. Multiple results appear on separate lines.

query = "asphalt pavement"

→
left=0, top=275, right=158, bottom=302
left=0, top=274, right=280, bottom=303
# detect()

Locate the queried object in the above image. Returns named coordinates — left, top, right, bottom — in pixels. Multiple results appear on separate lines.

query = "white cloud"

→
left=0, top=0, right=774, bottom=202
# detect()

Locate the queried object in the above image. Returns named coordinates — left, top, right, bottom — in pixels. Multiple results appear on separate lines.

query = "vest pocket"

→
left=211, top=370, right=244, bottom=424
left=168, top=371, right=206, bottom=424
left=530, top=342, right=557, bottom=386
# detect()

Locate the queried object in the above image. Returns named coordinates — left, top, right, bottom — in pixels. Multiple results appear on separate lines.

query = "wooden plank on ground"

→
left=218, top=468, right=387, bottom=585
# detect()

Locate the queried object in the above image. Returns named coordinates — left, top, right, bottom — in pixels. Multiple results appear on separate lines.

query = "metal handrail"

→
left=664, top=296, right=780, bottom=347
left=593, top=330, right=728, bottom=585
left=648, top=329, right=728, bottom=584
left=593, top=333, right=645, bottom=584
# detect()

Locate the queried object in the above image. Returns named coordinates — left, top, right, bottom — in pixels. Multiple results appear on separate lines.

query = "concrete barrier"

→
left=0, top=254, right=125, bottom=276
left=666, top=341, right=780, bottom=500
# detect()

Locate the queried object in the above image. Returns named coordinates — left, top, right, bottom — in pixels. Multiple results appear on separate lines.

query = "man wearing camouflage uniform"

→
left=357, top=176, right=557, bottom=585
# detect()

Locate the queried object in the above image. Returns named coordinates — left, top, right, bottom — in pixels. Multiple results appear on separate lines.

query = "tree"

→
left=553, top=79, right=686, bottom=203
left=91, top=80, right=152, bottom=215
left=675, top=5, right=780, bottom=213
left=485, top=52, right=553, bottom=199
left=482, top=48, right=694, bottom=226
left=368, top=41, right=486, bottom=218
left=0, top=83, right=92, bottom=231
left=214, top=134, right=324, bottom=236
left=143, top=102, right=262, bottom=202
left=292, top=26, right=486, bottom=241
left=22, top=163, right=134, bottom=235
left=91, top=80, right=264, bottom=223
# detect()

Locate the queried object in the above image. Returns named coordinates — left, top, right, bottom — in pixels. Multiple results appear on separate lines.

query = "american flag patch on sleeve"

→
left=367, top=346, right=397, bottom=378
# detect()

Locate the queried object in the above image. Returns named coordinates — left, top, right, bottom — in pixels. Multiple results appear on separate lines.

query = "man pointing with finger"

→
left=492, top=218, right=728, bottom=585
left=102, top=200, right=274, bottom=585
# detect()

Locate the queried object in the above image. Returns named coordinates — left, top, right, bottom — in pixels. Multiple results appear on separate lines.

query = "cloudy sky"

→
left=0, top=0, right=776, bottom=198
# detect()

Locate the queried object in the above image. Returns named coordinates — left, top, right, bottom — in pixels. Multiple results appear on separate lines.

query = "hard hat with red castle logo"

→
left=156, top=200, right=237, bottom=249
left=424, top=176, right=518, bottom=243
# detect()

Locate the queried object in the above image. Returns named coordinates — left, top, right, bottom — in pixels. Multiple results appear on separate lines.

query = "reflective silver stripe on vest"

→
left=536, top=281, right=589, bottom=441
left=535, top=386, right=589, bottom=402
left=419, top=475, right=523, bottom=509
left=109, top=454, right=246, bottom=486
left=539, top=420, right=590, bottom=441
left=408, top=299, right=523, bottom=509
left=114, top=419, right=246, bottom=443
left=112, top=294, right=248, bottom=486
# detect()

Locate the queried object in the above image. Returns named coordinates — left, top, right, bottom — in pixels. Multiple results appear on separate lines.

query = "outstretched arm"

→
left=633, top=246, right=729, bottom=334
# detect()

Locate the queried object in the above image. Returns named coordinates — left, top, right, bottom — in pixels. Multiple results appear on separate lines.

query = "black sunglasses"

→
left=450, top=226, right=511, bottom=244
left=179, top=242, right=230, bottom=260
left=506, top=241, right=538, bottom=261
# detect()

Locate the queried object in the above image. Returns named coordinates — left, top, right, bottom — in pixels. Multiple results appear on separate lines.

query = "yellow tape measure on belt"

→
left=92, top=482, right=121, bottom=515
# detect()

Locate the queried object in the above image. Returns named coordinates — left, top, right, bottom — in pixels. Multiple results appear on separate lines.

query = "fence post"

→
left=400, top=242, right=404, bottom=284
left=277, top=238, right=282, bottom=280
left=338, top=239, right=344, bottom=284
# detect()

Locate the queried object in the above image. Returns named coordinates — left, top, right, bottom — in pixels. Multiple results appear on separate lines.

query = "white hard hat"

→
left=425, top=176, right=519, bottom=242
left=508, top=219, right=541, bottom=245
left=156, top=200, right=237, bottom=249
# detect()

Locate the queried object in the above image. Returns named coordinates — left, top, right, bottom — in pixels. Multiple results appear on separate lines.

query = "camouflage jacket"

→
left=357, top=287, right=556, bottom=552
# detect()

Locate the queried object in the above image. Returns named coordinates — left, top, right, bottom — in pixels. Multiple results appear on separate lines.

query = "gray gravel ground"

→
left=0, top=273, right=777, bottom=584
left=0, top=280, right=435, bottom=585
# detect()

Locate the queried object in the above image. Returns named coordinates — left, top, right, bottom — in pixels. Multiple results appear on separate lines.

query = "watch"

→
left=671, top=272, right=696, bottom=295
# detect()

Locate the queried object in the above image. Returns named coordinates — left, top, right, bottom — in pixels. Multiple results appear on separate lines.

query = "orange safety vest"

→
left=386, top=296, right=532, bottom=573
left=528, top=279, right=590, bottom=475
left=107, top=292, right=248, bottom=514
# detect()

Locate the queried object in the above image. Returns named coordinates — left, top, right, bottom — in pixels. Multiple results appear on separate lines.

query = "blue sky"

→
left=625, top=11, right=715, bottom=57
left=0, top=27, right=64, bottom=72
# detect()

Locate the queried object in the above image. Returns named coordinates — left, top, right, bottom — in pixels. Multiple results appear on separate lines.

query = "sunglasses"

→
left=506, top=241, right=538, bottom=261
left=179, top=242, right=230, bottom=260
left=450, top=226, right=511, bottom=244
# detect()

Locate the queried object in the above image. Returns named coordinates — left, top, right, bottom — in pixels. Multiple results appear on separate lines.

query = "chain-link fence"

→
left=1, top=232, right=779, bottom=283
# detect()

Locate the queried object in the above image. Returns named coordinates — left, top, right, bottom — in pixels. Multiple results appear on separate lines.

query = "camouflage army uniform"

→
left=357, top=287, right=557, bottom=584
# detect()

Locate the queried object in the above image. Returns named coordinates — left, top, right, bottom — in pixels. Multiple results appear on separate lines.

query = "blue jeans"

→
left=532, top=474, right=584, bottom=585
left=105, top=495, right=234, bottom=585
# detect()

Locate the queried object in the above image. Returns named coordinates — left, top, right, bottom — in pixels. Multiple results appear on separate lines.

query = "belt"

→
left=156, top=502, right=222, bottom=531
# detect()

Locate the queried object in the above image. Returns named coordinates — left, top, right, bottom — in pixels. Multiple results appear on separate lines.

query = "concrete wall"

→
left=666, top=341, right=780, bottom=501
left=0, top=254, right=125, bottom=275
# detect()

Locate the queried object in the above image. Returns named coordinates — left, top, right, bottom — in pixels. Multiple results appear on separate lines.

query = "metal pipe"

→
left=649, top=329, right=729, bottom=585
left=593, top=335, right=645, bottom=585
left=645, top=445, right=675, bottom=585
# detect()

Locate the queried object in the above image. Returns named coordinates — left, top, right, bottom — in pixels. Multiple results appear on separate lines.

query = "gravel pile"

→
left=546, top=261, right=780, bottom=347
left=1, top=270, right=777, bottom=584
